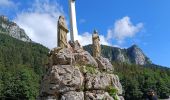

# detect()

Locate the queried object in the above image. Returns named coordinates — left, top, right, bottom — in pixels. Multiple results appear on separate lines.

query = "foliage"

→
left=0, top=34, right=49, bottom=99
left=1, top=66, right=39, bottom=99
left=85, top=64, right=98, bottom=74
left=106, top=86, right=118, bottom=100
left=1, top=31, right=170, bottom=100
left=113, top=62, right=170, bottom=100
left=84, top=44, right=170, bottom=99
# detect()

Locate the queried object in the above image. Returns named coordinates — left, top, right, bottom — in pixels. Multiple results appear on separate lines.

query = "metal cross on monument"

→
left=69, top=0, right=78, bottom=42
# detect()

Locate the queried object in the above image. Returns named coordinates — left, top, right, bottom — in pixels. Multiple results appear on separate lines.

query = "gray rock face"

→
left=128, top=45, right=148, bottom=65
left=110, top=75, right=123, bottom=95
left=71, top=40, right=84, bottom=53
left=52, top=48, right=75, bottom=65
left=0, top=15, right=31, bottom=42
left=74, top=51, right=98, bottom=67
left=85, top=73, right=112, bottom=90
left=85, top=73, right=122, bottom=95
left=61, top=91, right=84, bottom=100
left=85, top=91, right=113, bottom=100
left=84, top=44, right=151, bottom=65
left=95, top=56, right=113, bottom=72
left=40, top=65, right=83, bottom=95
left=39, top=41, right=124, bottom=100
left=116, top=49, right=126, bottom=62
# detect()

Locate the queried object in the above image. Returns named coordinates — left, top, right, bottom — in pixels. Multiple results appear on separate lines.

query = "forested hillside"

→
left=0, top=33, right=170, bottom=99
left=0, top=33, right=49, bottom=99
left=113, top=62, right=170, bottom=100
left=84, top=44, right=170, bottom=99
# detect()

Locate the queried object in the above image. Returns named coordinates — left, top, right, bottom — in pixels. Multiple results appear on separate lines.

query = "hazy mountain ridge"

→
left=0, top=15, right=31, bottom=42
left=84, top=44, right=151, bottom=65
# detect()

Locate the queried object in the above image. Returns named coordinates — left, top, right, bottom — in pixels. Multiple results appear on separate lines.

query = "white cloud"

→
left=107, top=16, right=143, bottom=44
left=13, top=1, right=142, bottom=49
left=14, top=0, right=110, bottom=48
left=67, top=32, right=110, bottom=46
left=0, top=0, right=14, bottom=7
left=14, top=0, right=64, bottom=49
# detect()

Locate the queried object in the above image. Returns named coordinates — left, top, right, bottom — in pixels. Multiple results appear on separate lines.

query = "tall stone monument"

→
left=69, top=0, right=78, bottom=42
left=57, top=16, right=69, bottom=48
left=38, top=0, right=124, bottom=99
left=92, top=30, right=101, bottom=58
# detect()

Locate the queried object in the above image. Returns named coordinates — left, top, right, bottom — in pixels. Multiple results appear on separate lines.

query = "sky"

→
left=0, top=0, right=170, bottom=67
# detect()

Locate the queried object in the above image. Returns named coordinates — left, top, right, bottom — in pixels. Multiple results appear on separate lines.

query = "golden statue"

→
left=57, top=16, right=69, bottom=48
left=92, top=30, right=101, bottom=57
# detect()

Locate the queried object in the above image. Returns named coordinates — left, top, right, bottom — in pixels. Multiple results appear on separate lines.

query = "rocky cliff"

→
left=84, top=44, right=151, bottom=65
left=0, top=15, right=31, bottom=42
left=38, top=41, right=124, bottom=100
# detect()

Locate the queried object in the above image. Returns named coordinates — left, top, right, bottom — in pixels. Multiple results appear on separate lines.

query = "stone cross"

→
left=57, top=16, right=69, bottom=48
left=69, top=0, right=78, bottom=42
left=92, top=30, right=101, bottom=58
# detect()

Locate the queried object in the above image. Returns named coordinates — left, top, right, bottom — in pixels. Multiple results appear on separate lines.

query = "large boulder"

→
left=52, top=48, right=75, bottom=65
left=70, top=40, right=84, bottom=53
left=85, top=73, right=111, bottom=90
left=85, top=73, right=122, bottom=95
left=38, top=96, right=59, bottom=100
left=95, top=56, right=114, bottom=72
left=61, top=91, right=84, bottom=100
left=40, top=65, right=84, bottom=95
left=85, top=90, right=114, bottom=100
left=69, top=40, right=98, bottom=67
left=74, top=51, right=98, bottom=67
left=50, top=45, right=98, bottom=67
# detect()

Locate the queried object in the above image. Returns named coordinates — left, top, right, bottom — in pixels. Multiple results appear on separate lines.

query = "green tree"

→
left=113, top=62, right=170, bottom=99
left=156, top=79, right=170, bottom=99
left=3, top=66, right=39, bottom=99
left=0, top=34, right=49, bottom=99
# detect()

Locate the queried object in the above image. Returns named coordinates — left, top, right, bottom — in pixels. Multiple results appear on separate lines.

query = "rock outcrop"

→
left=0, top=15, right=31, bottom=42
left=39, top=41, right=124, bottom=100
left=127, top=45, right=150, bottom=65
left=84, top=44, right=152, bottom=65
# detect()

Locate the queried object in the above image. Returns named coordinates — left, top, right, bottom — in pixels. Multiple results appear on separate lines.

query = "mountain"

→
left=83, top=44, right=151, bottom=65
left=0, top=15, right=31, bottom=42
left=84, top=44, right=170, bottom=99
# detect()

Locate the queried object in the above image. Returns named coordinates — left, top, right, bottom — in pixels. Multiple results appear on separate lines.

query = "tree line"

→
left=0, top=34, right=49, bottom=99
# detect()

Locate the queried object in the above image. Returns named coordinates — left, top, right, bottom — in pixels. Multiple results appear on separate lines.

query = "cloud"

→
left=14, top=1, right=142, bottom=49
left=107, top=16, right=143, bottom=44
left=76, top=32, right=110, bottom=46
left=0, top=0, right=14, bottom=7
left=14, top=0, right=64, bottom=49
left=67, top=32, right=110, bottom=46
left=14, top=0, right=110, bottom=48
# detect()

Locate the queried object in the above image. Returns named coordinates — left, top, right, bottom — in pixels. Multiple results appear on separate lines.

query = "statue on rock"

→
left=92, top=29, right=101, bottom=58
left=38, top=1, right=124, bottom=99
left=57, top=16, right=69, bottom=48
left=92, top=30, right=114, bottom=72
